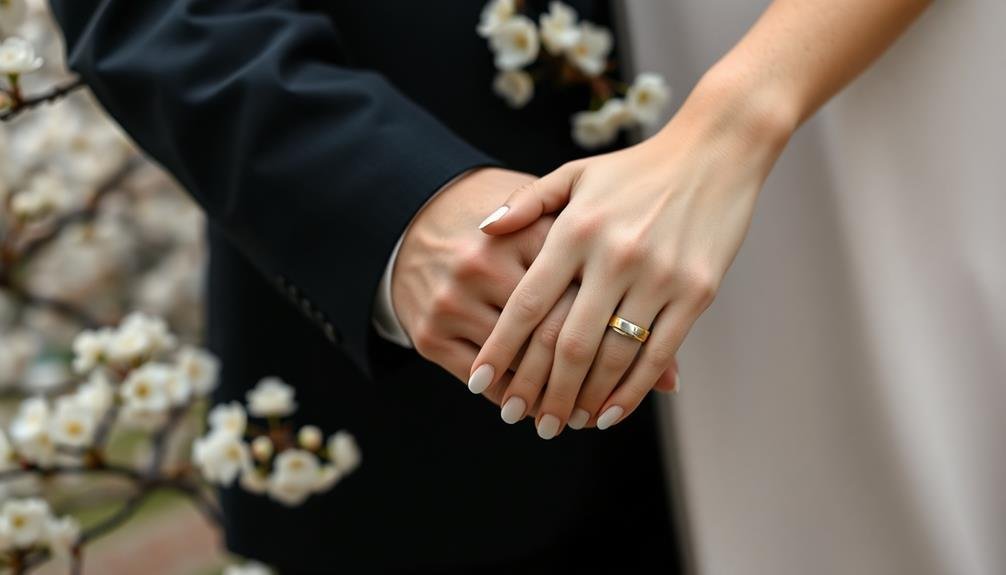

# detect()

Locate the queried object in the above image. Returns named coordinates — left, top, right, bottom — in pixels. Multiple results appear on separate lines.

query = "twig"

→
left=0, top=462, right=143, bottom=484
left=2, top=289, right=102, bottom=329
left=16, top=158, right=143, bottom=263
left=0, top=78, right=85, bottom=123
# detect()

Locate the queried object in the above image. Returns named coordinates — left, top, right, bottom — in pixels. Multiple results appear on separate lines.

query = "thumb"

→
left=478, top=162, right=582, bottom=235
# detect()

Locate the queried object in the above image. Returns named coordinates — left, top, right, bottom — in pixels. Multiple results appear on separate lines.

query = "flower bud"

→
left=251, top=436, right=273, bottom=462
left=297, top=425, right=322, bottom=451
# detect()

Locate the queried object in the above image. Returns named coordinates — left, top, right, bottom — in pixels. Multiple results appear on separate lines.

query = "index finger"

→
left=468, top=243, right=579, bottom=394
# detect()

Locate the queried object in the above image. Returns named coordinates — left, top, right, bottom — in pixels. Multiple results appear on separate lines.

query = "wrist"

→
left=663, top=60, right=800, bottom=158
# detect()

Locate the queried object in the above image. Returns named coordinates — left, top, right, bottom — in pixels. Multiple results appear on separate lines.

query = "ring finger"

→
left=568, top=291, right=663, bottom=429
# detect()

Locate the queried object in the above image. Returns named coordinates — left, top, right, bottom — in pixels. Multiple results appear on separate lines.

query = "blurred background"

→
left=1, top=1, right=224, bottom=573
left=2, top=1, right=1004, bottom=574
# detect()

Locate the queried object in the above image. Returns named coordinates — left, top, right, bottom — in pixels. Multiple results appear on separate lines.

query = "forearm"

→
left=51, top=0, right=495, bottom=375
left=674, top=0, right=930, bottom=148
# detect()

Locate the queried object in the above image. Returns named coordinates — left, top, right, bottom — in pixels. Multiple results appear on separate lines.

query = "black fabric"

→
left=50, top=0, right=680, bottom=572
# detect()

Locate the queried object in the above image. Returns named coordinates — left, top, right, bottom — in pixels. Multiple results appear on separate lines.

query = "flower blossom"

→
left=492, top=70, right=534, bottom=108
left=488, top=15, right=539, bottom=70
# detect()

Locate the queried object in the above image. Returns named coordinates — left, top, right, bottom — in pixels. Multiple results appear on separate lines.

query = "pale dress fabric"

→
left=623, top=2, right=1006, bottom=574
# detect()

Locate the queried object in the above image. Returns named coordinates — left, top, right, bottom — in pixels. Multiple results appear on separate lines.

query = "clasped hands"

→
left=393, top=84, right=789, bottom=439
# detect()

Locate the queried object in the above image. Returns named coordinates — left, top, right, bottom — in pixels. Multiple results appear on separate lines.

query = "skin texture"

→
left=391, top=167, right=677, bottom=423
left=474, top=0, right=932, bottom=438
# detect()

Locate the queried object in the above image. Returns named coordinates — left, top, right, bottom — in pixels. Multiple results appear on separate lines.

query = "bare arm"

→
left=474, top=0, right=931, bottom=437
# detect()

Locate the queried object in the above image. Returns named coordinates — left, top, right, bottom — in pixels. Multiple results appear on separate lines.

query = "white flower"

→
left=246, top=377, right=296, bottom=418
left=492, top=70, right=534, bottom=108
left=74, top=371, right=115, bottom=418
left=314, top=465, right=342, bottom=493
left=251, top=436, right=273, bottom=462
left=106, top=313, right=175, bottom=367
left=476, top=0, right=515, bottom=38
left=44, top=515, right=80, bottom=557
left=571, top=98, right=630, bottom=149
left=10, top=397, right=55, bottom=465
left=0, top=430, right=18, bottom=472
left=175, top=346, right=219, bottom=396
left=239, top=468, right=268, bottom=495
left=297, top=425, right=322, bottom=451
left=488, top=15, right=539, bottom=71
left=71, top=328, right=112, bottom=374
left=539, top=1, right=580, bottom=55
left=10, top=171, right=66, bottom=221
left=0, top=498, right=50, bottom=548
left=119, top=363, right=173, bottom=415
left=50, top=397, right=97, bottom=448
left=223, top=561, right=273, bottom=575
left=566, top=21, right=611, bottom=76
left=626, top=73, right=671, bottom=126
left=327, top=430, right=361, bottom=475
left=208, top=402, right=246, bottom=437
left=164, top=367, right=192, bottom=406
left=0, top=36, right=41, bottom=75
left=0, top=0, right=27, bottom=36
left=267, top=449, right=321, bottom=506
left=192, top=428, right=250, bottom=486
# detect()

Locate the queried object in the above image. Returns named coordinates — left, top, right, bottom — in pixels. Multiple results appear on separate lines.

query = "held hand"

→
left=472, top=78, right=795, bottom=436
left=392, top=168, right=568, bottom=410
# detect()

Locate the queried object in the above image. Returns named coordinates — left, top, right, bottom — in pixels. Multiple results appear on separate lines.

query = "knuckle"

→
left=452, top=243, right=488, bottom=280
left=685, top=268, right=719, bottom=308
left=606, top=237, right=646, bottom=272
left=561, top=214, right=602, bottom=244
left=543, top=384, right=578, bottom=408
left=557, top=330, right=593, bottom=364
left=509, top=371, right=543, bottom=395
left=645, top=345, right=676, bottom=373
left=651, top=266, right=678, bottom=295
left=597, top=343, right=635, bottom=373
left=411, top=321, right=441, bottom=357
left=534, top=318, right=563, bottom=349
left=430, top=287, right=459, bottom=317
left=511, top=289, right=545, bottom=321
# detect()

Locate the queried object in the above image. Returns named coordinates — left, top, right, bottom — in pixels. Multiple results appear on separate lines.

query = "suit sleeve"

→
left=49, top=0, right=498, bottom=376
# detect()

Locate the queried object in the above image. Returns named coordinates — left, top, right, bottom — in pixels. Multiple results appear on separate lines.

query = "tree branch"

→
left=0, top=79, right=85, bottom=123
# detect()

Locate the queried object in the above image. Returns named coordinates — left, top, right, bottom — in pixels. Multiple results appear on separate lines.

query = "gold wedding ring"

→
left=607, top=315, right=650, bottom=343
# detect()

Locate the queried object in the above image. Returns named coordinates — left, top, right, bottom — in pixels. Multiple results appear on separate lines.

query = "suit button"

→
left=300, top=297, right=314, bottom=316
left=312, top=309, right=327, bottom=326
left=323, top=322, right=339, bottom=344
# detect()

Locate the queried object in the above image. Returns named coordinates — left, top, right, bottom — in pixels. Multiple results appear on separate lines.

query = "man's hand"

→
left=392, top=168, right=562, bottom=411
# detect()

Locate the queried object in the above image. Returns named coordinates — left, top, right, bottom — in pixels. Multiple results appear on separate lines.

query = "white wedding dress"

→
left=624, top=2, right=1006, bottom=574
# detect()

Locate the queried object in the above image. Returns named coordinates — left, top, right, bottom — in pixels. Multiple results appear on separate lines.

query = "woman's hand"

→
left=470, top=72, right=797, bottom=438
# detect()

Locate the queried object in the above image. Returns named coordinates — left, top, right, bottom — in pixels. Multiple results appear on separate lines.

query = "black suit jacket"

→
left=50, top=1, right=680, bottom=572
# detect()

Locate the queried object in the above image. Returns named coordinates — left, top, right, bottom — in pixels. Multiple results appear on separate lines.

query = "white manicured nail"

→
left=467, top=364, right=494, bottom=394
left=478, top=205, right=509, bottom=230
left=500, top=397, right=526, bottom=424
left=537, top=414, right=561, bottom=440
left=596, top=406, right=624, bottom=430
left=567, top=408, right=590, bottom=430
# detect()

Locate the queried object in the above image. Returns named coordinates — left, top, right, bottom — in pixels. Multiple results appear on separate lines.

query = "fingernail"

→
left=500, top=396, right=526, bottom=424
left=567, top=408, right=590, bottom=430
left=536, top=414, right=561, bottom=440
left=478, top=205, right=509, bottom=230
left=596, top=406, right=624, bottom=430
left=467, top=364, right=494, bottom=394
left=673, top=372, right=681, bottom=394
